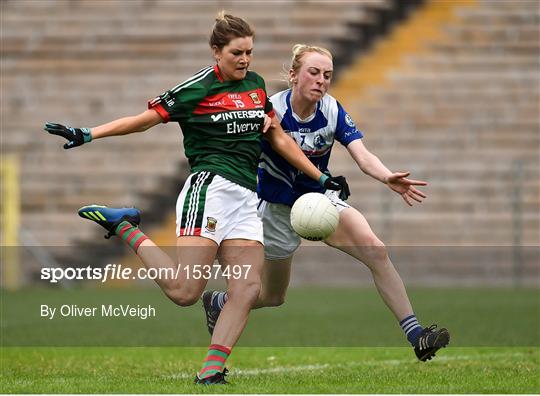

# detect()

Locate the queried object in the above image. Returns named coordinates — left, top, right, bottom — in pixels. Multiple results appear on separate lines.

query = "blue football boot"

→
left=78, top=205, right=141, bottom=239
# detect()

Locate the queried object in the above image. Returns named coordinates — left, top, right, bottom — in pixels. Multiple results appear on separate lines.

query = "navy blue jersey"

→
left=258, top=89, right=363, bottom=206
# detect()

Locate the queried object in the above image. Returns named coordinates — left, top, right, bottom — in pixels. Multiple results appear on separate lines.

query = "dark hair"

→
left=209, top=11, right=254, bottom=49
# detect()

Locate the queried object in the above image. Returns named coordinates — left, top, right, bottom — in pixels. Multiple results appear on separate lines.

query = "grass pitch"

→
left=1, top=287, right=539, bottom=393
left=2, top=346, right=538, bottom=393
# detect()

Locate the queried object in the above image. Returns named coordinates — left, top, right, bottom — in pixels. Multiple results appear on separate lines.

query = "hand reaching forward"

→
left=386, top=172, right=427, bottom=206
left=44, top=122, right=92, bottom=149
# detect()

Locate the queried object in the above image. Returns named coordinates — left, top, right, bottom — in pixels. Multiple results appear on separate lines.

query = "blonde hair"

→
left=209, top=11, right=254, bottom=49
left=288, top=44, right=333, bottom=86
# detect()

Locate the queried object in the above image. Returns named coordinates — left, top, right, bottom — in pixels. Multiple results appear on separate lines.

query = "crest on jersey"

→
left=313, top=134, right=327, bottom=149
left=205, top=217, right=217, bottom=233
left=345, top=114, right=356, bottom=128
left=249, top=92, right=262, bottom=105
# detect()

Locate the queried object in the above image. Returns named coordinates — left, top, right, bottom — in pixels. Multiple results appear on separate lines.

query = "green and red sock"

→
left=115, top=221, right=148, bottom=252
left=198, top=344, right=231, bottom=380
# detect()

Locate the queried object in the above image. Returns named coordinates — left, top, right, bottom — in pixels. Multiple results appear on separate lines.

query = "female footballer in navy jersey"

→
left=204, top=44, right=450, bottom=362
left=44, top=16, right=348, bottom=384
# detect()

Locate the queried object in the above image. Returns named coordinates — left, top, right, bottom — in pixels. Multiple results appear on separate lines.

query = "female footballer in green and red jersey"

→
left=44, top=13, right=348, bottom=384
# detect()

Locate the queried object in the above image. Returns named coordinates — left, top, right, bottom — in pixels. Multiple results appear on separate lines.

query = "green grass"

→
left=1, top=346, right=538, bottom=393
left=2, top=287, right=539, bottom=346
left=1, top=287, right=539, bottom=393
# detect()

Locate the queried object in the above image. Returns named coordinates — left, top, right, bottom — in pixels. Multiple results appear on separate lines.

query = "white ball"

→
left=290, top=192, right=339, bottom=241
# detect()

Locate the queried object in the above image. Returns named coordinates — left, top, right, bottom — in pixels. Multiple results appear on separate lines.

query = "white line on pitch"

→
left=164, top=351, right=533, bottom=379
left=166, top=364, right=330, bottom=380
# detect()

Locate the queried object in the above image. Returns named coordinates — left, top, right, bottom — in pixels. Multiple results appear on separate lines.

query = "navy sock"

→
left=400, top=314, right=423, bottom=346
left=211, top=291, right=228, bottom=311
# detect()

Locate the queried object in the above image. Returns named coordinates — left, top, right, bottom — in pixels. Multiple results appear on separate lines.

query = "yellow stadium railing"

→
left=1, top=154, right=21, bottom=290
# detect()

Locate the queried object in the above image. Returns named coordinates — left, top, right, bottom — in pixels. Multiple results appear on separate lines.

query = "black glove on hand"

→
left=44, top=122, right=92, bottom=149
left=321, top=175, right=351, bottom=201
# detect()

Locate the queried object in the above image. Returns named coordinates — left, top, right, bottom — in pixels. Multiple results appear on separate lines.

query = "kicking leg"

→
left=324, top=207, right=449, bottom=360
left=79, top=205, right=214, bottom=306
left=324, top=207, right=413, bottom=320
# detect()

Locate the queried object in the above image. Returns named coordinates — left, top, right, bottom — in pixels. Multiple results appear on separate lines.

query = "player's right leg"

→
left=78, top=204, right=213, bottom=306
left=78, top=205, right=142, bottom=240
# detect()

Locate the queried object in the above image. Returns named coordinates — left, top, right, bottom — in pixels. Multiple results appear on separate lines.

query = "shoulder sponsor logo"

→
left=345, top=114, right=356, bottom=128
left=158, top=90, right=175, bottom=107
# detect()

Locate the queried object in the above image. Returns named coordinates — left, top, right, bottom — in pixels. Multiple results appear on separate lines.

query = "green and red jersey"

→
left=148, top=65, right=275, bottom=191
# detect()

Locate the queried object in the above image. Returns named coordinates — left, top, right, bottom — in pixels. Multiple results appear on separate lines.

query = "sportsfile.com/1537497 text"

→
left=40, top=264, right=252, bottom=284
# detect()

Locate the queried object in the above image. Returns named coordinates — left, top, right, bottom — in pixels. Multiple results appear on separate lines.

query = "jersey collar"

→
left=213, top=64, right=224, bottom=82
left=286, top=90, right=321, bottom=123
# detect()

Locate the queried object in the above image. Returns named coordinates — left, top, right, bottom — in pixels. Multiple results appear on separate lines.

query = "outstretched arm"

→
left=265, top=116, right=350, bottom=198
left=347, top=139, right=427, bottom=206
left=44, top=109, right=163, bottom=149
left=91, top=109, right=163, bottom=139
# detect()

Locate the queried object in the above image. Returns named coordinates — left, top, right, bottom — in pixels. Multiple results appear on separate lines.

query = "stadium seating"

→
left=320, top=0, right=539, bottom=285
left=2, top=0, right=394, bottom=249
left=331, top=0, right=539, bottom=247
left=2, top=0, right=538, bottom=285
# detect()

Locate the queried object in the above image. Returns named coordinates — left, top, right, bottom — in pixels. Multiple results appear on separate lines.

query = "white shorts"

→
left=258, top=190, right=350, bottom=260
left=176, top=172, right=263, bottom=245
